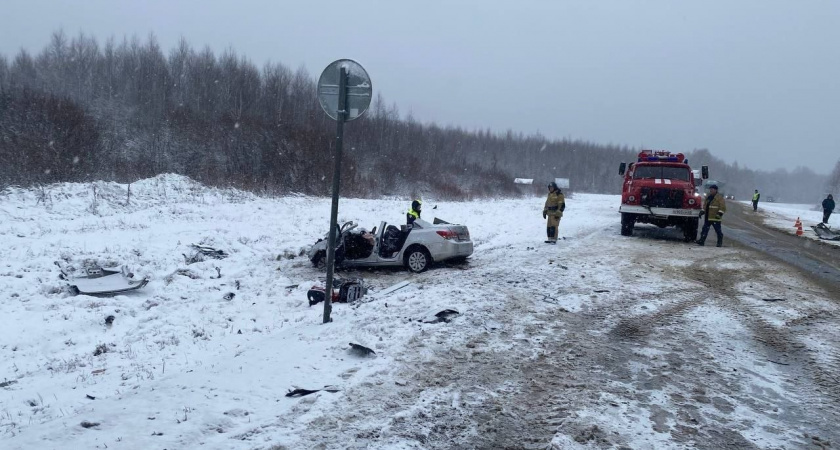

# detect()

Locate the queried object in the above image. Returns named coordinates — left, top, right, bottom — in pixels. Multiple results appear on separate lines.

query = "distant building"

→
left=554, top=178, right=570, bottom=189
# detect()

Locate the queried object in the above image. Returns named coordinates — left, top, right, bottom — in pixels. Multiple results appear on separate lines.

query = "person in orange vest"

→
left=697, top=185, right=726, bottom=247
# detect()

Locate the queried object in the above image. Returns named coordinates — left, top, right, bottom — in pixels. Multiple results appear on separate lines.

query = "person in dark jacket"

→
left=752, top=190, right=760, bottom=211
left=697, top=185, right=726, bottom=247
left=406, top=199, right=422, bottom=226
left=823, top=194, right=835, bottom=224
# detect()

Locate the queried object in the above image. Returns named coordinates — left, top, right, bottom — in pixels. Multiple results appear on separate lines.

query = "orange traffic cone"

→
left=794, top=217, right=803, bottom=236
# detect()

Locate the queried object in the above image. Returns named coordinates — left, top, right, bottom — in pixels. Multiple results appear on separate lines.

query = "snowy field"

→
left=743, top=200, right=840, bottom=246
left=2, top=176, right=839, bottom=449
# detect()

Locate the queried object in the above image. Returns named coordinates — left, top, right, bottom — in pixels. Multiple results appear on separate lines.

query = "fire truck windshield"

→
left=632, top=166, right=690, bottom=181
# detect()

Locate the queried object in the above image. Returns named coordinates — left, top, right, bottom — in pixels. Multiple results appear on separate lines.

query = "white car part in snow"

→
left=351, top=280, right=411, bottom=308
left=70, top=267, right=150, bottom=296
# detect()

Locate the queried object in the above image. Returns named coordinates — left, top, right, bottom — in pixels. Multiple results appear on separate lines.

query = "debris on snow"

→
left=307, top=277, right=367, bottom=306
left=422, top=309, right=460, bottom=323
left=285, top=386, right=341, bottom=397
left=183, top=244, right=229, bottom=264
left=62, top=262, right=149, bottom=296
left=351, top=280, right=410, bottom=308
left=348, top=342, right=376, bottom=357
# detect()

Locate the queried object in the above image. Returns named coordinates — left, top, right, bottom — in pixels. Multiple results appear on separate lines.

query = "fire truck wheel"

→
left=620, top=213, right=635, bottom=236
left=683, top=219, right=699, bottom=242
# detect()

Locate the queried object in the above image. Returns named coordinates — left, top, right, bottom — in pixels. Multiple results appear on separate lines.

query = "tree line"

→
left=0, top=30, right=833, bottom=202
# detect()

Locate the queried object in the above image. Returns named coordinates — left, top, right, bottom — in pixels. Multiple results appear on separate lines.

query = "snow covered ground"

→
left=1, top=176, right=838, bottom=449
left=743, top=200, right=840, bottom=246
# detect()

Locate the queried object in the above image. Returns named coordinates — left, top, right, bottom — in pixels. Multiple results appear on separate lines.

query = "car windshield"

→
left=633, top=166, right=690, bottom=181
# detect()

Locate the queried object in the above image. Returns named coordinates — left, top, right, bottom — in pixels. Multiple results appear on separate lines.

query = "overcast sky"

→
left=2, top=0, right=838, bottom=173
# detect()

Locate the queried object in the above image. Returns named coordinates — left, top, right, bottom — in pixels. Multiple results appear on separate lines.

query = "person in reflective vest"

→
left=752, top=190, right=760, bottom=211
left=542, top=182, right=565, bottom=244
left=406, top=199, right=422, bottom=226
left=697, top=185, right=726, bottom=247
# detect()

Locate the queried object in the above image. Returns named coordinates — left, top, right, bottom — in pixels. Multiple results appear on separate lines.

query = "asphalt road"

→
left=724, top=202, right=840, bottom=290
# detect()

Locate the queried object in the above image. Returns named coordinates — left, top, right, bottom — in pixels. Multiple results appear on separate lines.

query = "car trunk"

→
left=449, top=225, right=471, bottom=241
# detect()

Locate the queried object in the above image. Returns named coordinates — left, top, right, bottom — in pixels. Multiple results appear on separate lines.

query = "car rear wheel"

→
left=405, top=247, right=431, bottom=273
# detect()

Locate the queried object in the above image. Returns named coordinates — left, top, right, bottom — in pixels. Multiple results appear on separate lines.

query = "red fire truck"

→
left=618, top=150, right=708, bottom=242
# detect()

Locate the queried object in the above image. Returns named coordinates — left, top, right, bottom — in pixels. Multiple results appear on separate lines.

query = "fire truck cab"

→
left=618, top=150, right=709, bottom=242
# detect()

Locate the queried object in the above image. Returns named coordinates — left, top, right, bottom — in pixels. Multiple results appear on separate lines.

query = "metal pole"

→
left=323, top=66, right=347, bottom=324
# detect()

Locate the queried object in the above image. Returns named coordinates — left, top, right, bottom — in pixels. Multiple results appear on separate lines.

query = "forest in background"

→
left=0, top=30, right=837, bottom=203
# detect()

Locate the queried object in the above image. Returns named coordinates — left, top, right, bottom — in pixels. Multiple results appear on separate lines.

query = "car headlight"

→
left=628, top=195, right=635, bottom=202
left=688, top=199, right=696, bottom=205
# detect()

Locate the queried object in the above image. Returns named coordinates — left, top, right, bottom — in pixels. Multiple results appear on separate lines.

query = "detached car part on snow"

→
left=307, top=277, right=367, bottom=306
left=308, top=219, right=473, bottom=273
left=812, top=223, right=840, bottom=241
left=57, top=262, right=150, bottom=296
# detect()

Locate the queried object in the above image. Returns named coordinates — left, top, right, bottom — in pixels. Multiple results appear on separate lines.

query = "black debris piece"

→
left=285, top=388, right=319, bottom=397
left=80, top=421, right=100, bottom=428
left=594, top=290, right=610, bottom=293
left=762, top=298, right=785, bottom=302
left=105, top=315, right=115, bottom=325
left=423, top=309, right=460, bottom=323
left=223, top=292, right=235, bottom=301
left=0, top=380, right=18, bottom=388
left=285, top=386, right=341, bottom=397
left=86, top=394, right=96, bottom=400
left=349, top=342, right=376, bottom=357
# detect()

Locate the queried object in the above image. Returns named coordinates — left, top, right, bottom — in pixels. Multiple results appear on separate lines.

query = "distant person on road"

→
left=406, top=199, right=422, bottom=226
left=542, top=182, right=565, bottom=244
left=697, top=184, right=726, bottom=247
left=823, top=194, right=835, bottom=224
left=752, top=190, right=760, bottom=211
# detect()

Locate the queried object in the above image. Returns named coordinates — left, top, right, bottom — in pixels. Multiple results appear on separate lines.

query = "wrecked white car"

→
left=308, top=219, right=473, bottom=273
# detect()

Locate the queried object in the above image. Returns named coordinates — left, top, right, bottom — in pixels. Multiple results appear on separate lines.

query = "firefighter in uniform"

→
left=542, top=182, right=565, bottom=244
left=406, top=199, right=422, bottom=226
left=752, top=190, right=760, bottom=211
left=697, top=185, right=726, bottom=247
